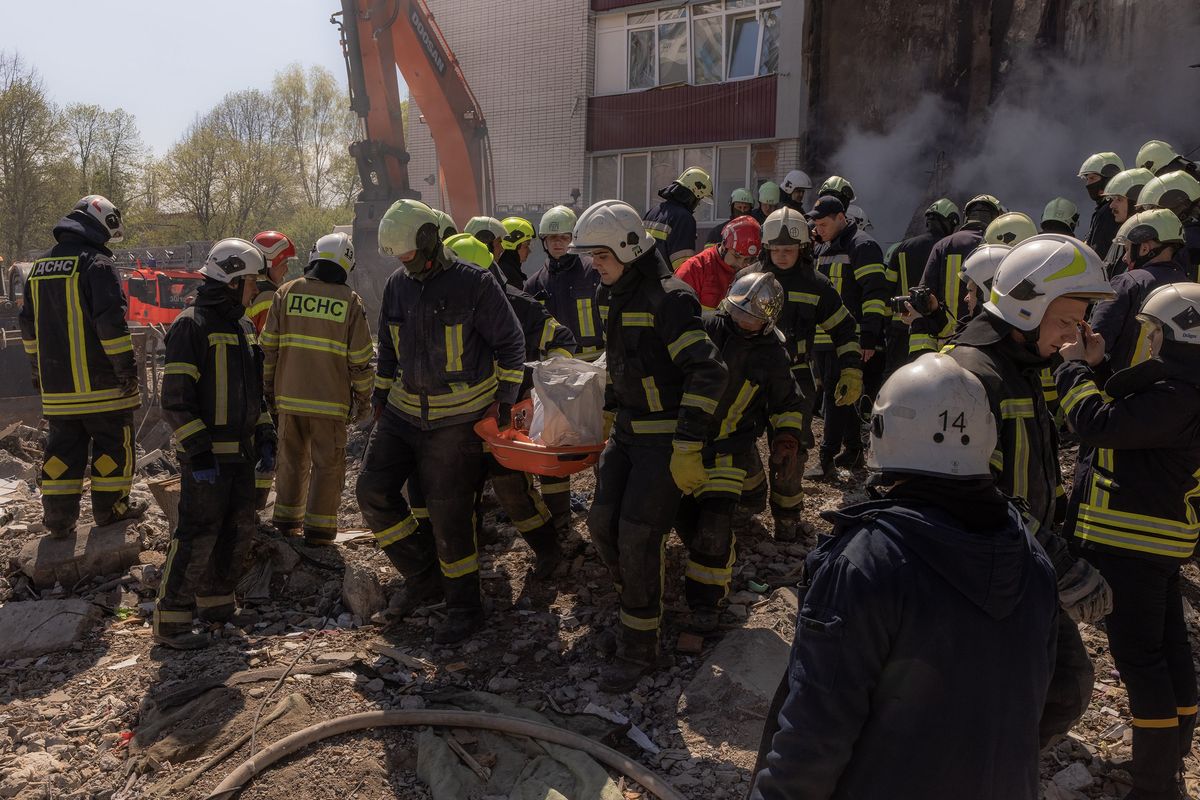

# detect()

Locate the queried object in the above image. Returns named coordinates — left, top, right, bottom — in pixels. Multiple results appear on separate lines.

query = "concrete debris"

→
left=15, top=521, right=144, bottom=588
left=0, top=599, right=100, bottom=659
left=1052, top=762, right=1095, bottom=792
left=0, top=752, right=68, bottom=798
left=341, top=560, right=386, bottom=620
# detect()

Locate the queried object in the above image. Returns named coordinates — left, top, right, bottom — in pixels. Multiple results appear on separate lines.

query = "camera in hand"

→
left=890, top=286, right=935, bottom=316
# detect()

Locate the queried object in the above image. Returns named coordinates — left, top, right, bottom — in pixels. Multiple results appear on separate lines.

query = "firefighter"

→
left=433, top=208, right=458, bottom=240
left=677, top=215, right=762, bottom=311
left=247, top=231, right=296, bottom=333
left=524, top=205, right=605, bottom=531
left=704, top=188, right=755, bottom=246
left=808, top=196, right=890, bottom=477
left=644, top=167, right=713, bottom=269
left=677, top=273, right=803, bottom=631
left=750, top=354, right=1057, bottom=800
left=779, top=170, right=812, bottom=213
left=577, top=199, right=727, bottom=691
left=915, top=193, right=1003, bottom=352
left=464, top=216, right=508, bottom=262
left=18, top=195, right=145, bottom=538
left=751, top=181, right=780, bottom=224
left=742, top=207, right=861, bottom=541
left=816, top=175, right=854, bottom=210
left=1041, top=197, right=1080, bottom=235
left=356, top=200, right=525, bottom=645
left=884, top=198, right=960, bottom=370
left=444, top=232, right=575, bottom=574
left=1090, top=209, right=1190, bottom=382
left=984, top=211, right=1038, bottom=246
left=1103, top=168, right=1155, bottom=226
left=845, top=204, right=872, bottom=232
left=943, top=233, right=1116, bottom=745
left=260, top=232, right=374, bottom=545
left=1056, top=282, right=1200, bottom=800
left=497, top=216, right=535, bottom=289
left=1079, top=151, right=1125, bottom=259
left=1137, top=170, right=1200, bottom=282
left=154, top=238, right=275, bottom=649
left=1135, top=138, right=1200, bottom=179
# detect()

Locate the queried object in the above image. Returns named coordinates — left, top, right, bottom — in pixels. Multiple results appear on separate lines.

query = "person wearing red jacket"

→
left=675, top=216, right=761, bottom=311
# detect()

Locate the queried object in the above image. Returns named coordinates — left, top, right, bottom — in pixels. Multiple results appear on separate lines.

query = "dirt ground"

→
left=0, top=419, right=1197, bottom=800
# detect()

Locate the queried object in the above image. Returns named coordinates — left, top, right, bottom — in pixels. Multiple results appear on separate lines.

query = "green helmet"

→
left=431, top=208, right=457, bottom=240
left=925, top=198, right=961, bottom=227
left=538, top=205, right=577, bottom=236
left=500, top=217, right=535, bottom=250
left=1041, top=197, right=1079, bottom=231
left=1077, top=152, right=1124, bottom=179
left=731, top=188, right=754, bottom=205
left=378, top=199, right=440, bottom=257
left=963, top=194, right=1004, bottom=226
left=1101, top=168, right=1155, bottom=205
left=758, top=181, right=781, bottom=205
left=465, top=216, right=506, bottom=240
left=819, top=175, right=854, bottom=203
left=444, top=232, right=494, bottom=270
left=1114, top=208, right=1186, bottom=247
left=1135, top=140, right=1178, bottom=175
left=1138, top=170, right=1200, bottom=218
left=676, top=167, right=713, bottom=201
left=984, top=212, right=1038, bottom=246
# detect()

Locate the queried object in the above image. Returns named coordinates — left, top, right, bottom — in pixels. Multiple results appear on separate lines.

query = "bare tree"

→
left=275, top=64, right=359, bottom=210
left=95, top=108, right=144, bottom=206
left=161, top=116, right=225, bottom=239
left=63, top=102, right=104, bottom=195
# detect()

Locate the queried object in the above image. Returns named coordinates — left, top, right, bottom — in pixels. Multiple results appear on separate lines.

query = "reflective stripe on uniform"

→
left=195, top=593, right=236, bottom=608
left=440, top=553, right=479, bottom=579
left=42, top=393, right=140, bottom=416
left=685, top=559, right=733, bottom=587
left=681, top=392, right=718, bottom=414
left=273, top=502, right=305, bottom=522
left=444, top=325, right=464, bottom=372
left=277, top=333, right=350, bottom=357
left=717, top=381, right=758, bottom=439
left=576, top=299, right=596, bottom=339
left=619, top=609, right=660, bottom=631
left=641, top=377, right=663, bottom=412
left=630, top=419, right=677, bottom=435
left=667, top=329, right=708, bottom=359
left=277, top=395, right=350, bottom=418
left=622, top=311, right=654, bottom=327
left=165, top=362, right=200, bottom=380
left=787, top=291, right=819, bottom=305
left=41, top=478, right=85, bottom=495
left=174, top=419, right=206, bottom=443
left=1060, top=380, right=1101, bottom=414
left=770, top=411, right=804, bottom=432
left=820, top=306, right=849, bottom=330
left=100, top=334, right=133, bottom=355
left=374, top=515, right=418, bottom=548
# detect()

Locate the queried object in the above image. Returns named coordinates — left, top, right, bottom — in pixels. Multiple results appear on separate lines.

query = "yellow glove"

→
left=834, top=367, right=863, bottom=407
left=669, top=442, right=707, bottom=494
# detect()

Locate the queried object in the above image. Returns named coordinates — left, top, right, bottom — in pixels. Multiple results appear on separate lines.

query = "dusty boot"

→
left=45, top=525, right=77, bottom=540
left=599, top=640, right=657, bottom=693
left=834, top=448, right=865, bottom=470
left=433, top=607, right=485, bottom=644
left=774, top=515, right=816, bottom=546
left=96, top=498, right=148, bottom=526
left=542, top=485, right=572, bottom=536
left=731, top=507, right=756, bottom=536
left=592, top=628, right=618, bottom=657
left=386, top=570, right=444, bottom=621
left=303, top=529, right=337, bottom=547
left=687, top=607, right=720, bottom=634
left=804, top=454, right=835, bottom=481
left=274, top=522, right=302, bottom=537
left=524, top=526, right=563, bottom=580
left=154, top=630, right=212, bottom=650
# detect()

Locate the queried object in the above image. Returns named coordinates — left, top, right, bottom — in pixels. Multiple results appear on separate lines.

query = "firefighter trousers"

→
left=587, top=437, right=682, bottom=661
left=1040, top=612, right=1097, bottom=747
left=272, top=413, right=347, bottom=543
left=742, top=431, right=806, bottom=526
left=42, top=410, right=135, bottom=533
left=539, top=474, right=572, bottom=531
left=485, top=458, right=558, bottom=555
left=675, top=450, right=752, bottom=611
left=356, top=413, right=485, bottom=611
left=814, top=349, right=862, bottom=459
left=154, top=461, right=256, bottom=636
left=1091, top=551, right=1197, bottom=797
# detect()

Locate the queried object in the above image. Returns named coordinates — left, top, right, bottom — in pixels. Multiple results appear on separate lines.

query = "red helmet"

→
left=252, top=230, right=296, bottom=270
left=722, top=215, right=762, bottom=259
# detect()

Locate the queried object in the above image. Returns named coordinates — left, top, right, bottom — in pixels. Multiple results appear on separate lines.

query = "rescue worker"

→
left=577, top=199, right=727, bottom=692
left=676, top=215, right=762, bottom=311
left=884, top=198, right=960, bottom=369
left=1103, top=168, right=1156, bottom=226
left=1089, top=210, right=1189, bottom=382
left=904, top=245, right=1009, bottom=359
left=845, top=204, right=871, bottom=232
left=984, top=211, right=1038, bottom=246
left=779, top=170, right=812, bottom=214
left=524, top=205, right=607, bottom=531
left=260, top=232, right=374, bottom=545
left=742, top=207, right=861, bottom=541
left=677, top=273, right=802, bottom=631
left=247, top=230, right=297, bottom=509
left=155, top=238, right=276, bottom=649
left=944, top=233, right=1116, bottom=745
left=1079, top=151, right=1125, bottom=259
left=356, top=200, right=525, bottom=645
left=643, top=167, right=713, bottom=269
left=433, top=208, right=457, bottom=240
left=1137, top=170, right=1200, bottom=282
left=1056, top=282, right=1200, bottom=800
left=247, top=231, right=296, bottom=333
left=19, top=195, right=145, bottom=538
left=444, top=232, right=575, bottom=575
left=497, top=216, right=535, bottom=289
left=808, top=196, right=889, bottom=477
left=704, top=188, right=755, bottom=246
left=751, top=181, right=780, bottom=225
left=1041, top=197, right=1080, bottom=235
left=750, top=353, right=1058, bottom=800
left=464, top=216, right=508, bottom=262
left=916, top=193, right=1003, bottom=351
left=816, top=175, right=854, bottom=210
left=1135, top=139, right=1200, bottom=179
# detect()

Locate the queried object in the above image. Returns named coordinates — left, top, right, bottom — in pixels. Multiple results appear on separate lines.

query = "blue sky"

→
left=0, top=0, right=405, bottom=155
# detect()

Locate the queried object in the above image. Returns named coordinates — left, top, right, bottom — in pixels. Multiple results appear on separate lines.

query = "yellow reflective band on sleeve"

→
left=819, top=306, right=849, bottom=330
left=861, top=299, right=887, bottom=316
left=622, top=312, right=655, bottom=327
left=375, top=375, right=395, bottom=391
left=853, top=263, right=886, bottom=280
left=22, top=337, right=37, bottom=354
left=440, top=553, right=480, bottom=579
left=259, top=330, right=280, bottom=346
left=641, top=377, right=663, bottom=412
left=770, top=411, right=805, bottom=432
left=836, top=340, right=862, bottom=357
left=909, top=333, right=936, bottom=354
left=682, top=392, right=719, bottom=414
left=540, top=479, right=571, bottom=495
left=174, top=419, right=206, bottom=442
left=444, top=324, right=464, bottom=372
left=1060, top=380, right=1102, bottom=414
left=277, top=396, right=351, bottom=418
left=630, top=419, right=678, bottom=435
left=255, top=477, right=273, bottom=489
left=717, top=381, right=759, bottom=439
left=246, top=300, right=273, bottom=320
left=667, top=329, right=708, bottom=359
left=374, top=515, right=419, bottom=548
left=577, top=299, right=596, bottom=338
left=990, top=449, right=1004, bottom=472
left=645, top=221, right=670, bottom=240
left=539, top=318, right=559, bottom=351
left=349, top=343, right=374, bottom=364
left=100, top=335, right=133, bottom=356
left=685, top=560, right=733, bottom=587
left=1178, top=706, right=1199, bottom=716
left=787, top=291, right=819, bottom=305
left=999, top=398, right=1036, bottom=419
left=164, top=362, right=200, bottom=380
left=353, top=374, right=375, bottom=392
left=619, top=609, right=661, bottom=631
left=278, top=333, right=350, bottom=357
left=1131, top=717, right=1180, bottom=729
left=257, top=411, right=272, bottom=426
left=814, top=331, right=833, bottom=346
left=496, top=366, right=524, bottom=384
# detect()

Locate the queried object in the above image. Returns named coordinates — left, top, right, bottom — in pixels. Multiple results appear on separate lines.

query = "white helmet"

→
left=1135, top=140, right=1178, bottom=175
left=984, top=212, right=1038, bottom=246
left=464, top=216, right=506, bottom=241
left=762, top=207, right=811, bottom=247
left=570, top=200, right=651, bottom=264
left=1137, top=170, right=1200, bottom=216
left=959, top=243, right=1010, bottom=290
left=539, top=205, right=577, bottom=236
left=75, top=195, right=124, bottom=243
left=867, top=353, right=997, bottom=479
left=780, top=170, right=812, bottom=193
left=984, top=234, right=1114, bottom=331
left=1041, top=197, right=1080, bottom=231
left=309, top=231, right=355, bottom=272
left=199, top=238, right=266, bottom=284
left=1077, top=152, right=1124, bottom=179
left=1138, top=282, right=1200, bottom=346
left=846, top=203, right=872, bottom=231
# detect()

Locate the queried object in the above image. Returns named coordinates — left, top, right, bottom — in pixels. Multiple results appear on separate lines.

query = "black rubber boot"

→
left=96, top=498, right=148, bottom=526
left=687, top=607, right=720, bottom=634
left=154, top=630, right=212, bottom=650
left=523, top=525, right=563, bottom=580
left=433, top=607, right=485, bottom=644
left=834, top=448, right=865, bottom=469
left=804, top=454, right=835, bottom=481
left=386, top=569, right=444, bottom=620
